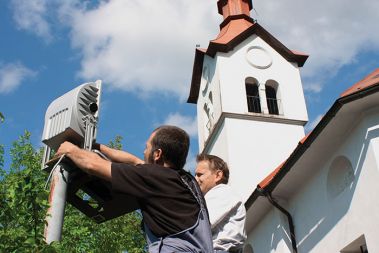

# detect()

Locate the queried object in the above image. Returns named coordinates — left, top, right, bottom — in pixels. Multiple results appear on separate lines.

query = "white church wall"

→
left=196, top=54, right=222, bottom=151
left=286, top=109, right=379, bottom=252
left=246, top=108, right=379, bottom=252
left=216, top=35, right=308, bottom=122
left=337, top=109, right=379, bottom=253
left=205, top=120, right=230, bottom=166
left=208, top=117, right=305, bottom=201
left=247, top=207, right=292, bottom=253
left=196, top=95, right=206, bottom=150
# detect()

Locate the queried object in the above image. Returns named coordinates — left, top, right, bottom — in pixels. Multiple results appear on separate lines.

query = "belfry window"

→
left=265, top=84, right=279, bottom=115
left=245, top=78, right=261, bottom=113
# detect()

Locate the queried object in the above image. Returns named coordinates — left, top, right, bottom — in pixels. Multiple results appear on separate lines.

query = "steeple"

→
left=187, top=0, right=309, bottom=202
left=212, top=0, right=255, bottom=46
left=217, top=0, right=253, bottom=20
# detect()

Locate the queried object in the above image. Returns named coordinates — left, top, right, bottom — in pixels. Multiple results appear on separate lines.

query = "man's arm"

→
left=95, top=143, right=144, bottom=165
left=56, top=141, right=112, bottom=181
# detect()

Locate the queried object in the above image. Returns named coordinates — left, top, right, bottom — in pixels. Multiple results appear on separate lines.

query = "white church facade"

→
left=187, top=0, right=379, bottom=252
left=244, top=68, right=379, bottom=253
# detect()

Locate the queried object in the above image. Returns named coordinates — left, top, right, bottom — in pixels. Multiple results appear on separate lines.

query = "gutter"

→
left=257, top=187, right=297, bottom=253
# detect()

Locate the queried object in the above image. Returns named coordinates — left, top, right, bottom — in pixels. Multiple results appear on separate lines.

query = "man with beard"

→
left=56, top=125, right=213, bottom=252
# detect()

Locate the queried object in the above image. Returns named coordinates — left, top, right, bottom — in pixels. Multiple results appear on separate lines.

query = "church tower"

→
left=188, top=0, right=309, bottom=201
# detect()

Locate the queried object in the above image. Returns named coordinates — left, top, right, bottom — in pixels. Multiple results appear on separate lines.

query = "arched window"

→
left=265, top=81, right=279, bottom=115
left=245, top=78, right=261, bottom=113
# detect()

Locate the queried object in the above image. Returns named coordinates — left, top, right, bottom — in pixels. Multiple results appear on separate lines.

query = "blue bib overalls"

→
left=144, top=172, right=213, bottom=253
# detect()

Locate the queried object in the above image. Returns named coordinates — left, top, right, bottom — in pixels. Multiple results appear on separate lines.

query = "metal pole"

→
left=44, top=164, right=69, bottom=244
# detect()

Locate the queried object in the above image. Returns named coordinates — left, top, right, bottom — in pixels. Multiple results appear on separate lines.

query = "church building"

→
left=187, top=0, right=379, bottom=252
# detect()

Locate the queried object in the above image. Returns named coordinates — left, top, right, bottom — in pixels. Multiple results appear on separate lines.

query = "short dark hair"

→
left=196, top=154, right=229, bottom=184
left=151, top=125, right=190, bottom=170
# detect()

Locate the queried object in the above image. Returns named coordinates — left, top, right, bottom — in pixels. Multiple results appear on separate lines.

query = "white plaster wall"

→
left=197, top=54, right=222, bottom=151
left=206, top=120, right=230, bottom=166
left=208, top=117, right=305, bottom=201
left=286, top=110, right=379, bottom=252
left=246, top=109, right=379, bottom=252
left=196, top=95, right=206, bottom=150
left=247, top=207, right=292, bottom=253
left=216, top=35, right=308, bottom=121
left=362, top=135, right=379, bottom=253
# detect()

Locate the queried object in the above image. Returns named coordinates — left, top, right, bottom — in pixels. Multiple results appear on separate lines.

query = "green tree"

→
left=0, top=112, right=4, bottom=123
left=0, top=131, right=52, bottom=252
left=0, top=132, right=146, bottom=252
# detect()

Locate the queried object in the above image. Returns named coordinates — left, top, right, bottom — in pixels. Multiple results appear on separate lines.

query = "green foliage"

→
left=0, top=133, right=146, bottom=252
left=0, top=112, right=4, bottom=123
left=108, top=135, right=123, bottom=150
left=0, top=131, right=51, bottom=252
left=57, top=208, right=146, bottom=253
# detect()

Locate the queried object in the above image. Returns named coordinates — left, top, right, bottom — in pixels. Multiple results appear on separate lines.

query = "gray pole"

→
left=44, top=165, right=69, bottom=244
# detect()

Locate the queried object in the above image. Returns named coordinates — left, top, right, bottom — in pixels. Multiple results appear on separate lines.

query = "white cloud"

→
left=162, top=113, right=198, bottom=138
left=0, top=62, right=36, bottom=94
left=253, top=0, right=379, bottom=93
left=10, top=0, right=379, bottom=96
left=304, top=82, right=323, bottom=93
left=10, top=0, right=53, bottom=42
left=64, top=0, right=379, bottom=97
left=57, top=0, right=220, bottom=99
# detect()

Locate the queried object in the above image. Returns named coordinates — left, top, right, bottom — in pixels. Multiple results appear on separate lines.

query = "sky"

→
left=1, top=0, right=379, bottom=173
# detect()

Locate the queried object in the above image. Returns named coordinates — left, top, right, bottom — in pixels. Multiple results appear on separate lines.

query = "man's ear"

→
left=215, top=170, right=224, bottom=184
left=153, top=149, right=163, bottom=162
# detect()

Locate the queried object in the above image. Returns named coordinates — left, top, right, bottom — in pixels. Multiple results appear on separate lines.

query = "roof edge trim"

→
left=187, top=49, right=205, bottom=104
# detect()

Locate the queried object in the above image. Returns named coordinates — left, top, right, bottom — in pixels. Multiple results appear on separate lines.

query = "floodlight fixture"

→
left=42, top=80, right=102, bottom=167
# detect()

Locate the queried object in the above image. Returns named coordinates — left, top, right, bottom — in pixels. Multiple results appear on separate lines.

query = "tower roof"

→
left=187, top=1, right=309, bottom=104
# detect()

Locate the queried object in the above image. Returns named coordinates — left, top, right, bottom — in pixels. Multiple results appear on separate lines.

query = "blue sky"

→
left=1, top=0, right=379, bottom=172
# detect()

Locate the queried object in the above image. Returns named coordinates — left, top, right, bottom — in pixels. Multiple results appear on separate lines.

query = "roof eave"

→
left=252, top=23, right=309, bottom=67
left=208, top=22, right=309, bottom=66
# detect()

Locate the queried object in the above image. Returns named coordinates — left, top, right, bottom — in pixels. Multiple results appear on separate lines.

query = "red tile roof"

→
left=340, top=68, right=379, bottom=97
left=258, top=163, right=284, bottom=189
left=211, top=18, right=254, bottom=45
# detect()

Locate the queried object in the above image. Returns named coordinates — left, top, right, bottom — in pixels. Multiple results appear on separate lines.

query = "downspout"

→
left=257, top=187, right=298, bottom=253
